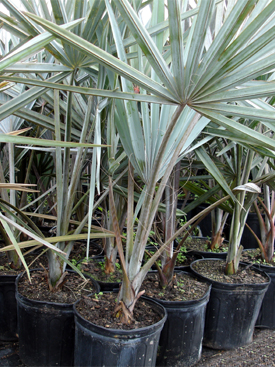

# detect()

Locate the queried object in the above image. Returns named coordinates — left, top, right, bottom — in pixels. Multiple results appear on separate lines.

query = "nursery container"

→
left=191, top=259, right=270, bottom=349
left=145, top=272, right=211, bottom=367
left=16, top=270, right=99, bottom=366
left=74, top=295, right=167, bottom=367
left=255, top=264, right=275, bottom=329
left=0, top=274, right=18, bottom=341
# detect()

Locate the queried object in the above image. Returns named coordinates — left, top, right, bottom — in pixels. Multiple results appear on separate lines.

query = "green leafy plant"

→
left=93, top=292, right=104, bottom=300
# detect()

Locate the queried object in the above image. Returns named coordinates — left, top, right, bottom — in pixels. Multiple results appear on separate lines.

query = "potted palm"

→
left=249, top=192, right=275, bottom=329
left=241, top=152, right=275, bottom=329
left=0, top=180, right=41, bottom=341
left=191, top=140, right=275, bottom=349
left=0, top=2, right=115, bottom=366
left=2, top=0, right=275, bottom=365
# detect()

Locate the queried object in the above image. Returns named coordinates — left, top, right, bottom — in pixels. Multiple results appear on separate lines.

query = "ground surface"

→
left=195, top=328, right=275, bottom=367
left=0, top=328, right=274, bottom=366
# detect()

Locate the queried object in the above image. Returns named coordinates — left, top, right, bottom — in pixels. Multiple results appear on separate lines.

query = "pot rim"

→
left=73, top=291, right=167, bottom=338
left=145, top=270, right=211, bottom=307
left=15, top=268, right=99, bottom=308
left=190, top=258, right=271, bottom=290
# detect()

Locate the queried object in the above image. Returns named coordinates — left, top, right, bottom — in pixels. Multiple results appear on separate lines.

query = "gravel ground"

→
left=196, top=328, right=275, bottom=366
left=0, top=328, right=274, bottom=366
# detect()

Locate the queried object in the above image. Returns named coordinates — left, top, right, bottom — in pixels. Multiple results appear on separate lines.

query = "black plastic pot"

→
left=74, top=295, right=167, bottom=367
left=145, top=272, right=211, bottom=367
left=190, top=259, right=270, bottom=350
left=0, top=274, right=18, bottom=341
left=177, top=199, right=193, bottom=221
left=241, top=213, right=262, bottom=249
left=193, top=204, right=212, bottom=237
left=15, top=269, right=100, bottom=367
left=254, top=264, right=275, bottom=329
left=225, top=213, right=262, bottom=249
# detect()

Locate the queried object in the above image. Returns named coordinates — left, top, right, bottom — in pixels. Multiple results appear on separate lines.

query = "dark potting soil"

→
left=79, top=257, right=122, bottom=283
left=192, top=259, right=269, bottom=284
left=241, top=248, right=275, bottom=267
left=76, top=292, right=162, bottom=330
left=144, top=246, right=200, bottom=267
left=17, top=269, right=96, bottom=303
left=0, top=250, right=48, bottom=276
left=185, top=237, right=228, bottom=253
left=175, top=253, right=200, bottom=267
left=143, top=272, right=209, bottom=301
left=69, top=240, right=104, bottom=262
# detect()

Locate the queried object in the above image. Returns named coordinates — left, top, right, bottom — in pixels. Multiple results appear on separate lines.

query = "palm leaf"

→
left=113, top=0, right=178, bottom=98
left=23, top=11, right=178, bottom=102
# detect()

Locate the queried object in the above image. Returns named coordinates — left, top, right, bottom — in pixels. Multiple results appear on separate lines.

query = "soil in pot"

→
left=143, top=272, right=211, bottom=367
left=144, top=245, right=202, bottom=272
left=241, top=248, right=275, bottom=267
left=143, top=271, right=208, bottom=301
left=174, top=251, right=203, bottom=272
left=16, top=269, right=99, bottom=367
left=76, top=291, right=161, bottom=329
left=17, top=268, right=97, bottom=303
left=191, top=258, right=269, bottom=285
left=184, top=236, right=228, bottom=259
left=0, top=248, right=48, bottom=276
left=69, top=239, right=104, bottom=263
left=191, top=259, right=270, bottom=350
left=78, top=256, right=122, bottom=290
left=74, top=292, right=167, bottom=367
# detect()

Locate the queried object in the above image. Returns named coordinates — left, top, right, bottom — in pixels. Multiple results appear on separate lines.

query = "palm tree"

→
left=1, top=0, right=275, bottom=322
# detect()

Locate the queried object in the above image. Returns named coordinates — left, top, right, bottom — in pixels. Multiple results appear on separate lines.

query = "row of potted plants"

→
left=1, top=0, right=275, bottom=366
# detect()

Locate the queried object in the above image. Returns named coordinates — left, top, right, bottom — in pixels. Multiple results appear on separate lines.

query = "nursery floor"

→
left=195, top=328, right=275, bottom=367
left=0, top=328, right=274, bottom=366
